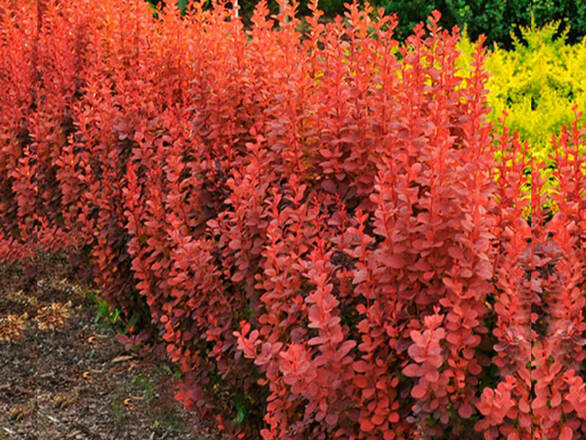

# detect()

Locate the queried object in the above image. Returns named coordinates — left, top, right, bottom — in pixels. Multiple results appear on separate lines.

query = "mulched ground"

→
left=0, top=260, right=217, bottom=440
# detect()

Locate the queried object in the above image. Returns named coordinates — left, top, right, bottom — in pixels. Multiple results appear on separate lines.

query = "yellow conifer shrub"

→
left=458, top=19, right=586, bottom=167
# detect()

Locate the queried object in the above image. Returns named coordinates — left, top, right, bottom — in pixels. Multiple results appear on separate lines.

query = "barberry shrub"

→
left=0, top=0, right=584, bottom=439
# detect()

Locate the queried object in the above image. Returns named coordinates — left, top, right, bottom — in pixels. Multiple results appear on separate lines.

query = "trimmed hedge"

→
left=0, top=1, right=584, bottom=439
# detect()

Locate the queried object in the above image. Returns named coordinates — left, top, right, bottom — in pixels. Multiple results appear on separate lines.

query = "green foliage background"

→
left=379, top=0, right=585, bottom=48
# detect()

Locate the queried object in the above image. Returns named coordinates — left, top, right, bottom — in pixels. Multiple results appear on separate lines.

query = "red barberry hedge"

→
left=0, top=0, right=584, bottom=438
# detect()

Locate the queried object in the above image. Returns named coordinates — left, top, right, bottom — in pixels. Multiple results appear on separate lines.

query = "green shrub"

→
left=376, top=0, right=584, bottom=48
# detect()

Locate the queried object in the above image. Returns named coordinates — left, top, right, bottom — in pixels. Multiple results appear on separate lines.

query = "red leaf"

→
left=360, top=418, right=374, bottom=432
left=411, top=384, right=427, bottom=399
left=385, top=254, right=406, bottom=269
left=458, top=402, right=474, bottom=419
left=402, top=364, right=423, bottom=377
left=353, top=360, right=370, bottom=373
left=560, top=426, right=573, bottom=440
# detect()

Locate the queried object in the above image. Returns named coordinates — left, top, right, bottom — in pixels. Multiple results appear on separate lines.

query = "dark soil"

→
left=0, top=260, right=217, bottom=440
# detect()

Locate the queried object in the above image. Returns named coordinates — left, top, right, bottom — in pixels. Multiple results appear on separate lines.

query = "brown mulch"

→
left=0, top=261, right=217, bottom=440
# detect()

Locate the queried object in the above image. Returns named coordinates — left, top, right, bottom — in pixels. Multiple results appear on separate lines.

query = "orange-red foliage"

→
left=0, top=0, right=584, bottom=438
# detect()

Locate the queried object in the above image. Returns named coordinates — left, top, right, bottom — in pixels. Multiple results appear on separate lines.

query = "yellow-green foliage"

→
left=458, top=19, right=586, bottom=165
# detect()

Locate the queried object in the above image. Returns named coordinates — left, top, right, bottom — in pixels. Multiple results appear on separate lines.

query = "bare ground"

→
left=0, top=261, right=218, bottom=440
